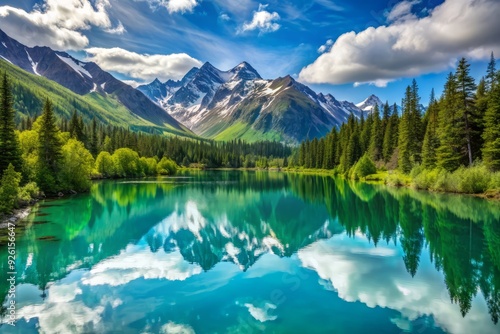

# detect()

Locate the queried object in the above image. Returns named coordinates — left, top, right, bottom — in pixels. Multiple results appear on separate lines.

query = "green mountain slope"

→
left=0, top=59, right=193, bottom=137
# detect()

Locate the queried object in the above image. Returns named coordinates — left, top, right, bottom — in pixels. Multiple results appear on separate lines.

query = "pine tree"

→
left=455, top=57, right=477, bottom=166
left=473, top=78, right=488, bottom=160
left=437, top=73, right=462, bottom=171
left=398, top=86, right=413, bottom=173
left=486, top=52, right=496, bottom=93
left=409, top=79, right=423, bottom=163
left=381, top=101, right=390, bottom=137
left=90, top=117, right=99, bottom=157
left=422, top=89, right=440, bottom=169
left=368, top=104, right=383, bottom=161
left=360, top=112, right=372, bottom=154
left=0, top=72, right=22, bottom=177
left=382, top=104, right=400, bottom=164
left=482, top=70, right=500, bottom=171
left=37, top=99, right=63, bottom=193
left=69, top=110, right=85, bottom=142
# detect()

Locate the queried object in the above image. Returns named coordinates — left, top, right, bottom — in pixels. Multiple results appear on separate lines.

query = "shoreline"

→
left=0, top=206, right=32, bottom=228
left=282, top=167, right=500, bottom=200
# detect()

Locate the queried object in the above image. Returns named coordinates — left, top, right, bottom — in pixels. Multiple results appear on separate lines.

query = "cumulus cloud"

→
left=299, top=0, right=500, bottom=87
left=240, top=4, right=281, bottom=34
left=85, top=47, right=202, bottom=82
left=318, top=39, right=333, bottom=53
left=137, top=0, right=199, bottom=14
left=0, top=0, right=124, bottom=51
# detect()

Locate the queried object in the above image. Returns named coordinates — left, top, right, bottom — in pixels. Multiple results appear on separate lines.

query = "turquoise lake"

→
left=1, top=171, right=499, bottom=333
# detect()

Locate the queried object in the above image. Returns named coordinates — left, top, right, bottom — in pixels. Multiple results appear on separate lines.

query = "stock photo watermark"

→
left=5, top=221, right=17, bottom=327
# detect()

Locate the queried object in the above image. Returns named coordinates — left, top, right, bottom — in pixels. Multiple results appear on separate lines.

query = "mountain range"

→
left=138, top=62, right=372, bottom=143
left=1, top=28, right=390, bottom=143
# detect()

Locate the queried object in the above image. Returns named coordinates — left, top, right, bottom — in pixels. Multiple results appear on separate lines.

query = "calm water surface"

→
left=1, top=171, right=499, bottom=333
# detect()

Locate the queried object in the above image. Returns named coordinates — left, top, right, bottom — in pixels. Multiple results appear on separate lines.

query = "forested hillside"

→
left=0, top=59, right=191, bottom=137
left=292, top=56, right=500, bottom=195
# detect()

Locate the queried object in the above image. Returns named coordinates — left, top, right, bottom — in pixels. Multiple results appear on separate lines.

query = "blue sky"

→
left=0, top=0, right=499, bottom=105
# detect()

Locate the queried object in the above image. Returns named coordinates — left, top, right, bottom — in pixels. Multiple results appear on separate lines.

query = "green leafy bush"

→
left=157, top=157, right=178, bottom=175
left=352, top=154, right=376, bottom=179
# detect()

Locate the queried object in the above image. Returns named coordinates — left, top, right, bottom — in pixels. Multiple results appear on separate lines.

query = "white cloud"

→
left=0, top=0, right=124, bottom=51
left=318, top=39, right=333, bottom=53
left=299, top=0, right=500, bottom=86
left=121, top=79, right=145, bottom=88
left=219, top=13, right=230, bottom=21
left=386, top=0, right=420, bottom=23
left=241, top=4, right=281, bottom=34
left=85, top=47, right=202, bottom=82
left=137, top=0, right=199, bottom=14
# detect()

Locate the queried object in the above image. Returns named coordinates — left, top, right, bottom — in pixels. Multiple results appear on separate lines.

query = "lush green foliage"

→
left=61, top=139, right=94, bottom=191
left=410, top=163, right=500, bottom=194
left=0, top=164, right=21, bottom=213
left=352, top=154, right=376, bottom=179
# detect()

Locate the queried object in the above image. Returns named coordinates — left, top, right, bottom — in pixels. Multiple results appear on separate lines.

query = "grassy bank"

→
left=284, top=164, right=500, bottom=200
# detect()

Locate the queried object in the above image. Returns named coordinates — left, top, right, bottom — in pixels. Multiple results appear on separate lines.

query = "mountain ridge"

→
left=0, top=29, right=191, bottom=135
left=139, top=62, right=371, bottom=143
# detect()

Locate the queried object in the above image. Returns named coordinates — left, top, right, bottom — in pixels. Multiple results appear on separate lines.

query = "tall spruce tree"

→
left=482, top=69, right=500, bottom=171
left=90, top=117, right=99, bottom=157
left=455, top=57, right=477, bottom=165
left=409, top=79, right=423, bottom=163
left=381, top=101, right=391, bottom=136
left=0, top=72, right=22, bottom=177
left=360, top=112, right=372, bottom=154
left=437, top=73, right=462, bottom=171
left=37, top=99, right=63, bottom=193
left=422, top=89, right=440, bottom=169
left=398, top=86, right=413, bottom=173
left=69, top=110, right=85, bottom=142
left=486, top=52, right=496, bottom=93
left=368, top=104, right=383, bottom=161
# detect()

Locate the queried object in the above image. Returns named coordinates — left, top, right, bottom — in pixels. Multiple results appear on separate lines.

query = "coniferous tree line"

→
left=294, top=55, right=500, bottom=191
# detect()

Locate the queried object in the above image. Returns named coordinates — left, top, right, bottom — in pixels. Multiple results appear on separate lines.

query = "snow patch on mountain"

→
left=25, top=49, right=40, bottom=76
left=56, top=54, right=92, bottom=79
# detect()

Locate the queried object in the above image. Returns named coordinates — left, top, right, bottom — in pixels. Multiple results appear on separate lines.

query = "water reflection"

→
left=0, top=171, right=499, bottom=333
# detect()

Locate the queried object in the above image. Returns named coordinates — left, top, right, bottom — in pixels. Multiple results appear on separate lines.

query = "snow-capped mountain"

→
left=0, top=29, right=188, bottom=132
left=356, top=94, right=384, bottom=113
left=139, top=62, right=365, bottom=143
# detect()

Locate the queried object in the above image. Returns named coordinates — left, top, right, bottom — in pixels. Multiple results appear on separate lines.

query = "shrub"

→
left=454, top=164, right=491, bottom=194
left=157, top=157, right=178, bottom=175
left=489, top=171, right=500, bottom=190
left=352, top=154, right=377, bottom=179
left=385, top=172, right=410, bottom=187
left=412, top=168, right=440, bottom=190
left=17, top=182, right=40, bottom=204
